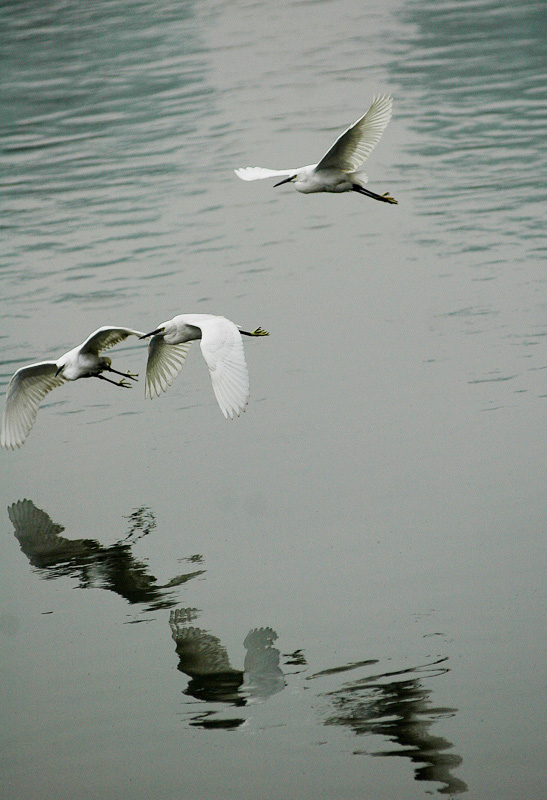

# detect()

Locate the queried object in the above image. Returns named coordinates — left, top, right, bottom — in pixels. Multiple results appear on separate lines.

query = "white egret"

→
left=235, top=94, right=397, bottom=203
left=1, top=326, right=144, bottom=450
left=139, top=314, right=269, bottom=419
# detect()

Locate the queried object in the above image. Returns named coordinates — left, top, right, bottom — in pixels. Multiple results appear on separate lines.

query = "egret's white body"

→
left=235, top=94, right=397, bottom=204
left=1, top=326, right=144, bottom=450
left=140, top=314, right=268, bottom=419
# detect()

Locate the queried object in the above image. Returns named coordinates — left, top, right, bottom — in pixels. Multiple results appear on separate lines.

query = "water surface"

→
left=1, top=1, right=547, bottom=798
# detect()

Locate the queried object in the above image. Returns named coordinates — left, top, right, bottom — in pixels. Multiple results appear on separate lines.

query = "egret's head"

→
left=139, top=326, right=165, bottom=340
left=274, top=175, right=297, bottom=187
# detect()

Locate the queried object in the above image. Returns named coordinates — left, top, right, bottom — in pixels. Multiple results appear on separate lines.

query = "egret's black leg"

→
left=352, top=184, right=397, bottom=204
left=97, top=374, right=132, bottom=388
left=106, top=365, right=138, bottom=380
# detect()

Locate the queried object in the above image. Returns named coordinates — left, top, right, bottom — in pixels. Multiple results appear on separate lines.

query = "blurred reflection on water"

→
left=6, top=497, right=465, bottom=793
left=8, top=499, right=204, bottom=610
left=312, top=657, right=467, bottom=795
left=170, top=610, right=285, bottom=729
left=170, top=609, right=466, bottom=794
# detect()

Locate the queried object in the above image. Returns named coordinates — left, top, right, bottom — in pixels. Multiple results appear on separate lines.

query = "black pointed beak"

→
left=55, top=365, right=63, bottom=377
left=139, top=329, right=161, bottom=339
left=273, top=176, right=294, bottom=187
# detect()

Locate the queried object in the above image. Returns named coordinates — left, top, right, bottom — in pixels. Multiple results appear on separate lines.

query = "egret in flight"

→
left=1, top=326, right=144, bottom=449
left=139, top=314, right=269, bottom=419
left=235, top=94, right=397, bottom=204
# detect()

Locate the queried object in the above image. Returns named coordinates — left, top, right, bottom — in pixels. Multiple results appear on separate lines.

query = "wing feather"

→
left=316, top=94, right=393, bottom=173
left=145, top=337, right=191, bottom=399
left=80, top=326, right=145, bottom=356
left=198, top=318, right=250, bottom=419
left=1, top=362, right=66, bottom=449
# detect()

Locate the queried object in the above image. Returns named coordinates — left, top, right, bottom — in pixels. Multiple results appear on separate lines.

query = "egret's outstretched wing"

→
left=235, top=167, right=297, bottom=181
left=80, top=326, right=145, bottom=356
left=1, top=361, right=66, bottom=449
left=145, top=337, right=192, bottom=399
left=316, top=94, right=393, bottom=173
left=198, top=318, right=250, bottom=419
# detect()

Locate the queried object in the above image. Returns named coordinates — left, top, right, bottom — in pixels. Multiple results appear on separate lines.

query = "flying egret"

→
left=139, top=314, right=269, bottom=419
left=235, top=94, right=397, bottom=203
left=1, top=326, right=144, bottom=450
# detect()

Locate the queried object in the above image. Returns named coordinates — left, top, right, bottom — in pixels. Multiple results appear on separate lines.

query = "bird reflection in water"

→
left=170, top=608, right=285, bottom=729
left=309, top=656, right=467, bottom=795
left=7, top=499, right=204, bottom=611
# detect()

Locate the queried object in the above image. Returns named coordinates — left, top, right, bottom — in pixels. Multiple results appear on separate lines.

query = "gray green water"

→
left=1, top=1, right=547, bottom=798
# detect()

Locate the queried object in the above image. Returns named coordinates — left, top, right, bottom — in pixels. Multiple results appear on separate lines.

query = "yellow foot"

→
left=250, top=327, right=270, bottom=336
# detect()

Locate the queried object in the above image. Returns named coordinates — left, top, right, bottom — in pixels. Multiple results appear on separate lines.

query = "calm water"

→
left=1, top=0, right=547, bottom=798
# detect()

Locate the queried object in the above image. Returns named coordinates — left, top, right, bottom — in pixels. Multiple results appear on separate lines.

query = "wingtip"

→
left=225, top=402, right=247, bottom=420
left=1, top=435, right=22, bottom=450
left=372, top=92, right=393, bottom=104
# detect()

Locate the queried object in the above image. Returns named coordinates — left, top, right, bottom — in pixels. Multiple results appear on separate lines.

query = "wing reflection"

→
left=170, top=608, right=285, bottom=729
left=7, top=499, right=204, bottom=611
left=312, top=656, right=467, bottom=795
